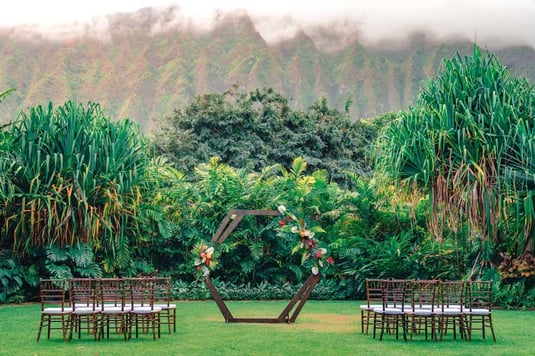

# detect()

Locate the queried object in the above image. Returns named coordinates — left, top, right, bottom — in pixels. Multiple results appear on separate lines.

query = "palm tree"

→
left=375, top=46, right=535, bottom=274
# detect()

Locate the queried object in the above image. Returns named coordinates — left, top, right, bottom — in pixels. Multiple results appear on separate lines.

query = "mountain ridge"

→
left=1, top=10, right=534, bottom=132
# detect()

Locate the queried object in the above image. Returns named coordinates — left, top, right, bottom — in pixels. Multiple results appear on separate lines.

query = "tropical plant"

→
left=0, top=254, right=23, bottom=303
left=153, top=87, right=376, bottom=186
left=44, top=243, right=102, bottom=279
left=147, top=156, right=351, bottom=286
left=375, top=45, right=535, bottom=277
left=142, top=156, right=279, bottom=282
left=0, top=101, right=151, bottom=272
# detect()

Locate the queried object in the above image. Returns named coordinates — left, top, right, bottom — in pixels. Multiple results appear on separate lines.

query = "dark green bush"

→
left=171, top=278, right=351, bottom=301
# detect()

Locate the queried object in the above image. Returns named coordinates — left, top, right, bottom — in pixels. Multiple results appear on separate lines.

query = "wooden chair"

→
left=36, top=279, right=72, bottom=342
left=434, top=280, right=466, bottom=340
left=463, top=280, right=496, bottom=342
left=69, top=278, right=100, bottom=341
left=153, top=277, right=177, bottom=334
left=372, top=279, right=409, bottom=341
left=360, top=279, right=384, bottom=334
left=99, top=278, right=130, bottom=341
left=127, top=278, right=161, bottom=340
left=404, top=280, right=438, bottom=340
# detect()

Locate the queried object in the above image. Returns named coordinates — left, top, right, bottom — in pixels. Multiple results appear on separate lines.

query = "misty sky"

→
left=0, top=0, right=534, bottom=48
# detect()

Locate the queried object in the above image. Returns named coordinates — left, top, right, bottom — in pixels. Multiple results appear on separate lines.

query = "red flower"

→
left=304, top=238, right=315, bottom=249
left=326, top=256, right=335, bottom=264
left=278, top=220, right=286, bottom=227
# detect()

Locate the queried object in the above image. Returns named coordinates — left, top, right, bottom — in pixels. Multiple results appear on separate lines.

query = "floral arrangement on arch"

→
left=192, top=241, right=219, bottom=280
left=276, top=205, right=334, bottom=275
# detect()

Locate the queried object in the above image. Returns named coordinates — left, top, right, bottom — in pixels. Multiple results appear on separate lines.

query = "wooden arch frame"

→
left=205, top=209, right=321, bottom=323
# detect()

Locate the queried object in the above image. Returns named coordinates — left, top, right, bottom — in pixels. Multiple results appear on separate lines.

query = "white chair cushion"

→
left=360, top=304, right=382, bottom=311
left=101, top=306, right=131, bottom=313
left=380, top=307, right=404, bottom=315
left=437, top=308, right=462, bottom=315
left=73, top=307, right=99, bottom=315
left=406, top=308, right=433, bottom=316
left=465, top=308, right=491, bottom=315
left=132, top=306, right=162, bottom=314
left=43, top=307, right=72, bottom=314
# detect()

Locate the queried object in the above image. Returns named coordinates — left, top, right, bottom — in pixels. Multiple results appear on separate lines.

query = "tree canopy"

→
left=153, top=87, right=378, bottom=186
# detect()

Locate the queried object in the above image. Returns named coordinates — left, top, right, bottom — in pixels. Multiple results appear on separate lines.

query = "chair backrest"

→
left=128, top=278, right=156, bottom=309
left=99, top=278, right=126, bottom=310
left=383, top=279, right=410, bottom=309
left=39, top=279, right=68, bottom=311
left=153, top=277, right=172, bottom=306
left=365, top=279, right=384, bottom=307
left=465, top=280, right=493, bottom=311
left=69, top=278, right=97, bottom=310
left=411, top=280, right=439, bottom=310
left=438, top=280, right=465, bottom=311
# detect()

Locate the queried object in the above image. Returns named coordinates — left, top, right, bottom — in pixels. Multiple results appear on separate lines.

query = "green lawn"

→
left=0, top=301, right=533, bottom=355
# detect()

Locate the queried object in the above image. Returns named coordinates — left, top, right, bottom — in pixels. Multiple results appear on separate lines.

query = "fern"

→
left=249, top=241, right=264, bottom=260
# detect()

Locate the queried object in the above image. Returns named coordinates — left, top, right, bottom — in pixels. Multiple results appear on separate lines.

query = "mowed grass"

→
left=0, top=300, right=534, bottom=356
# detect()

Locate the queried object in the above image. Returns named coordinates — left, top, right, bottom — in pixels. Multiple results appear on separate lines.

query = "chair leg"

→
left=157, top=313, right=161, bottom=338
left=373, top=314, right=378, bottom=339
left=47, top=315, right=52, bottom=339
left=380, top=315, right=386, bottom=341
left=379, top=316, right=384, bottom=341
left=467, top=315, right=472, bottom=341
left=151, top=315, right=156, bottom=341
left=36, top=316, right=44, bottom=342
left=61, top=314, right=69, bottom=342
left=401, top=316, right=407, bottom=341
left=362, top=310, right=372, bottom=334
left=488, top=315, right=496, bottom=342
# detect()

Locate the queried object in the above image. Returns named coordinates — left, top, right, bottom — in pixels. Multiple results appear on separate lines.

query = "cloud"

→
left=1, top=0, right=534, bottom=48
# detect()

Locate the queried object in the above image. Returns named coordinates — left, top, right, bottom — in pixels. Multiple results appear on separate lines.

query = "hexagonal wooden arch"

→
left=205, top=209, right=321, bottom=323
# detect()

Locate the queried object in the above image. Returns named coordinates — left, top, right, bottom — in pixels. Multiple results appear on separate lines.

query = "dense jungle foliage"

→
left=154, top=86, right=379, bottom=186
left=1, top=46, right=534, bottom=308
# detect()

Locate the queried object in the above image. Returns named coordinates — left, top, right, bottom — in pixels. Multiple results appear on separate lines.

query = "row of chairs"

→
left=360, top=279, right=496, bottom=342
left=36, top=277, right=176, bottom=342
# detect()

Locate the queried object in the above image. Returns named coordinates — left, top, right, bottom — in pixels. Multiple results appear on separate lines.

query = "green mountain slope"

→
left=1, top=10, right=533, bottom=132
